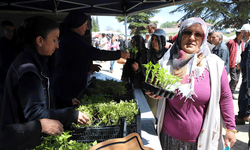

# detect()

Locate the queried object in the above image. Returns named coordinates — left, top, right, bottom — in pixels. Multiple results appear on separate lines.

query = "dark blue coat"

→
left=52, top=30, right=121, bottom=108
left=0, top=46, right=78, bottom=133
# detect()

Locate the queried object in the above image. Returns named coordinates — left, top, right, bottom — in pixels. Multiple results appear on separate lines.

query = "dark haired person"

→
left=0, top=20, right=15, bottom=101
left=99, top=33, right=108, bottom=50
left=132, top=29, right=168, bottom=118
left=0, top=16, right=89, bottom=149
left=121, top=35, right=146, bottom=87
left=52, top=10, right=129, bottom=109
left=207, top=31, right=215, bottom=51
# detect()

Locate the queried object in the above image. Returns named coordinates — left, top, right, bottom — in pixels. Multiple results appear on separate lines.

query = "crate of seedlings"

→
left=34, top=131, right=97, bottom=150
left=71, top=95, right=141, bottom=143
left=85, top=78, right=134, bottom=101
left=141, top=61, right=181, bottom=99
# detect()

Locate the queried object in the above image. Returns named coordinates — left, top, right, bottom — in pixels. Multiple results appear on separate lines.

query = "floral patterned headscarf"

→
left=160, top=17, right=211, bottom=101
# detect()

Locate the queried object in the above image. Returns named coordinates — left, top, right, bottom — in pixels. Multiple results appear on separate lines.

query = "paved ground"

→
left=94, top=60, right=249, bottom=150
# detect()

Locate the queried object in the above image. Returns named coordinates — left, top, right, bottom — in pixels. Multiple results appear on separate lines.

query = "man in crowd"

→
left=145, top=22, right=157, bottom=48
left=118, top=35, right=124, bottom=50
left=99, top=33, right=108, bottom=50
left=207, top=31, right=215, bottom=51
left=211, top=31, right=229, bottom=74
left=0, top=20, right=15, bottom=101
left=227, top=30, right=244, bottom=100
left=236, top=24, right=250, bottom=125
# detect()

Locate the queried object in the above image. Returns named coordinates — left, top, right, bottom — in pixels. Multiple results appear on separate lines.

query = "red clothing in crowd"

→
left=226, top=38, right=245, bottom=69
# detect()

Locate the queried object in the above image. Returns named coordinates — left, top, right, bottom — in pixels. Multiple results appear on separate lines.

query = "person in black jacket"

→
left=0, top=118, right=63, bottom=150
left=51, top=10, right=130, bottom=109
left=132, top=29, right=168, bottom=118
left=0, top=16, right=89, bottom=149
left=121, top=35, right=147, bottom=88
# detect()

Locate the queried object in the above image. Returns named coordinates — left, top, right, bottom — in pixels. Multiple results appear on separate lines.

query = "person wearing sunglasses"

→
left=211, top=32, right=230, bottom=74
left=145, top=18, right=236, bottom=150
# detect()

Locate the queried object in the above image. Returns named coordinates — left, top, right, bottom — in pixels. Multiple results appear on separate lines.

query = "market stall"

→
left=86, top=72, right=162, bottom=150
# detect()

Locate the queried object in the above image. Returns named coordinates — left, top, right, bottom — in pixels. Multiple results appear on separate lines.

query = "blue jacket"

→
left=212, top=41, right=230, bottom=73
left=0, top=46, right=78, bottom=132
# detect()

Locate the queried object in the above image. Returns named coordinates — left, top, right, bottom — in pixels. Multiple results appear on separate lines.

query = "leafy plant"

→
left=151, top=63, right=160, bottom=84
left=88, top=79, right=128, bottom=96
left=143, top=61, right=153, bottom=83
left=34, top=131, right=97, bottom=150
left=124, top=46, right=138, bottom=54
left=143, top=61, right=181, bottom=90
left=75, top=96, right=139, bottom=127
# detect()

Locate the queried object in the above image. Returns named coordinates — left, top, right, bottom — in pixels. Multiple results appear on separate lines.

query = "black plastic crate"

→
left=126, top=109, right=141, bottom=136
left=71, top=117, right=127, bottom=143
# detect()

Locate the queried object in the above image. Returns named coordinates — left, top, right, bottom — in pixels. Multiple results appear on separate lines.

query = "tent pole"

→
left=125, top=14, right=128, bottom=47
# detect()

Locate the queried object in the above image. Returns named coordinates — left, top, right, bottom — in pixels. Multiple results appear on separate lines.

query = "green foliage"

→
left=143, top=61, right=181, bottom=90
left=151, top=63, right=160, bottom=84
left=170, top=0, right=250, bottom=29
left=34, top=131, right=97, bottom=150
left=92, top=17, right=99, bottom=32
left=76, top=96, right=139, bottom=127
left=143, top=61, right=153, bottom=83
left=124, top=45, right=138, bottom=54
left=116, top=10, right=160, bottom=35
left=160, top=21, right=177, bottom=28
left=88, top=79, right=127, bottom=96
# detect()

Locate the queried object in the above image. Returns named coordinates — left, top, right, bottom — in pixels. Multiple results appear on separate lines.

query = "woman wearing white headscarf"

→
left=147, top=18, right=236, bottom=150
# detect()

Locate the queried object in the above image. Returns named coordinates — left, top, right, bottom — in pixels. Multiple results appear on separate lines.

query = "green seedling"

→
left=143, top=61, right=153, bottom=83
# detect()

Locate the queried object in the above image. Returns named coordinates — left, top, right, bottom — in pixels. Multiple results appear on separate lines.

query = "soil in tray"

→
left=141, top=82, right=176, bottom=99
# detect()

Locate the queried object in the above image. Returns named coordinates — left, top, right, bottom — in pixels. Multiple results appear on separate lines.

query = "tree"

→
left=116, top=10, right=160, bottom=35
left=96, top=17, right=100, bottom=31
left=92, top=16, right=100, bottom=32
left=170, top=0, right=250, bottom=29
left=160, top=21, right=177, bottom=28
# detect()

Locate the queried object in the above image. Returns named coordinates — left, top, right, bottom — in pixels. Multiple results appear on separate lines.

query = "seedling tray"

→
left=85, top=78, right=134, bottom=100
left=141, top=82, right=176, bottom=99
left=71, top=117, right=126, bottom=143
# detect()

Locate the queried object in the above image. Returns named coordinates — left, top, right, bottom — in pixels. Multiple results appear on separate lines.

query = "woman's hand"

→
left=40, top=119, right=64, bottom=136
left=78, top=112, right=90, bottom=125
left=145, top=91, right=164, bottom=99
left=72, top=98, right=81, bottom=106
left=224, top=131, right=236, bottom=147
left=165, top=42, right=173, bottom=49
left=132, top=62, right=139, bottom=71
left=121, top=51, right=130, bottom=59
left=90, top=64, right=102, bottom=74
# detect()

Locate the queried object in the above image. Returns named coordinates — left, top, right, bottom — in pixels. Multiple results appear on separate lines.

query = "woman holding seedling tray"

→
left=132, top=29, right=169, bottom=118
left=144, top=18, right=236, bottom=150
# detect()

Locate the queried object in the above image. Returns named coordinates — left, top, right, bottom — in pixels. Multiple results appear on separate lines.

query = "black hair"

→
left=102, top=33, right=105, bottom=37
left=1, top=20, right=14, bottom=28
left=18, top=16, right=59, bottom=48
left=131, top=35, right=146, bottom=51
left=208, top=31, right=214, bottom=36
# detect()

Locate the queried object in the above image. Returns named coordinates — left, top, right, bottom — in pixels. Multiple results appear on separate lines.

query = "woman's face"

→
left=180, top=24, right=204, bottom=54
left=152, top=35, right=159, bottom=51
left=38, top=28, right=59, bottom=56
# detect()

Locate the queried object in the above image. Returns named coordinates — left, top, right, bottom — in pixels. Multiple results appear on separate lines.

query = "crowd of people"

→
left=0, top=9, right=249, bottom=150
